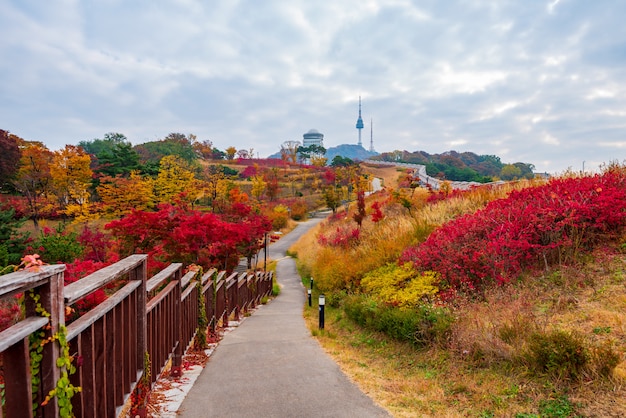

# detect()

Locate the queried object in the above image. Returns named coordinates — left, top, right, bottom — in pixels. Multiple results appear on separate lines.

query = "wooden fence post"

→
left=131, top=257, right=148, bottom=385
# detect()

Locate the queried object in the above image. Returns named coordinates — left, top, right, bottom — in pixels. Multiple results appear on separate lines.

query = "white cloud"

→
left=2, top=0, right=626, bottom=173
left=542, top=132, right=560, bottom=146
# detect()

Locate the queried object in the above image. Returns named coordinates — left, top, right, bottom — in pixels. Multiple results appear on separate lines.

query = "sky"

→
left=1, top=0, right=626, bottom=174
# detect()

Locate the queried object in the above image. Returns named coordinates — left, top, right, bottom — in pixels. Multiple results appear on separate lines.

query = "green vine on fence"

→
left=191, top=265, right=208, bottom=350
left=27, top=290, right=81, bottom=418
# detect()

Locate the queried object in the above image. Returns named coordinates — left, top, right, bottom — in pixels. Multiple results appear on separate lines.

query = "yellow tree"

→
left=13, top=141, right=54, bottom=231
left=225, top=146, right=237, bottom=160
left=154, top=155, right=197, bottom=204
left=97, top=171, right=155, bottom=217
left=251, top=175, right=267, bottom=201
left=50, top=145, right=93, bottom=218
left=310, top=156, right=328, bottom=167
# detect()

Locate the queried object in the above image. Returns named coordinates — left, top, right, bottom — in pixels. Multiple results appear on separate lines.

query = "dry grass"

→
left=361, top=164, right=406, bottom=190
left=301, top=251, right=626, bottom=417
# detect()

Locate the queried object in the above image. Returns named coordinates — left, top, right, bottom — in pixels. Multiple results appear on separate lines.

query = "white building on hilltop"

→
left=302, top=129, right=324, bottom=147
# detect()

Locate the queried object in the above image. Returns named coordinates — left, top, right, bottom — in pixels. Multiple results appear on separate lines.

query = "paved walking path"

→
left=177, top=216, right=390, bottom=417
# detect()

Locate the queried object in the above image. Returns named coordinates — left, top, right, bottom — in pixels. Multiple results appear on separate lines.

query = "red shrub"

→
left=402, top=171, right=626, bottom=295
left=317, top=226, right=360, bottom=249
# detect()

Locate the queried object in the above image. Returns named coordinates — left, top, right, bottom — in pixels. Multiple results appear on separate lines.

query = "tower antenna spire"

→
left=369, top=117, right=375, bottom=152
left=355, top=96, right=364, bottom=147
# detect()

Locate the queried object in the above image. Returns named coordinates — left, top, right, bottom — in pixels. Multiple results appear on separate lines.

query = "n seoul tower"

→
left=355, top=96, right=364, bottom=147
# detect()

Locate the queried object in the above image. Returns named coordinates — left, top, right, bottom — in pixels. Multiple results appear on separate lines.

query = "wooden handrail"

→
left=0, top=256, right=270, bottom=418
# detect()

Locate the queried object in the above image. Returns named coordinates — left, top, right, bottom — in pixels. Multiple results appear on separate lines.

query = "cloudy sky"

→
left=2, top=0, right=625, bottom=174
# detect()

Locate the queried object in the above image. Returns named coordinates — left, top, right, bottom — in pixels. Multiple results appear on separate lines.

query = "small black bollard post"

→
left=308, top=289, right=312, bottom=307
left=318, top=294, right=325, bottom=329
left=310, top=277, right=314, bottom=290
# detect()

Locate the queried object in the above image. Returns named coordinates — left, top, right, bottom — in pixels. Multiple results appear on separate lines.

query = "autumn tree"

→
left=50, top=145, right=93, bottom=218
left=280, top=140, right=300, bottom=163
left=97, top=171, right=155, bottom=217
left=154, top=155, right=198, bottom=204
left=13, top=141, right=54, bottom=231
left=220, top=202, right=272, bottom=269
left=225, top=146, right=237, bottom=160
left=106, top=202, right=271, bottom=272
left=263, top=168, right=280, bottom=201
left=251, top=175, right=267, bottom=200
left=193, top=138, right=219, bottom=160
left=353, top=190, right=366, bottom=228
left=323, top=186, right=340, bottom=213
left=0, top=130, right=21, bottom=191
left=310, top=156, right=328, bottom=167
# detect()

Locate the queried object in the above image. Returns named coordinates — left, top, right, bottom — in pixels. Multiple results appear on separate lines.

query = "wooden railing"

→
left=0, top=256, right=274, bottom=418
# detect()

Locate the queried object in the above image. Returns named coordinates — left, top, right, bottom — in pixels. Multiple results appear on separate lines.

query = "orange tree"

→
left=49, top=145, right=93, bottom=218
left=13, top=140, right=55, bottom=231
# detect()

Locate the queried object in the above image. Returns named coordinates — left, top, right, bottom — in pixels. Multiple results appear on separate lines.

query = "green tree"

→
left=134, top=133, right=197, bottom=165
left=0, top=208, right=29, bottom=266
left=97, top=142, right=141, bottom=177
left=331, top=155, right=355, bottom=167
left=500, top=164, right=523, bottom=180
left=78, top=132, right=128, bottom=156
left=0, top=129, right=21, bottom=191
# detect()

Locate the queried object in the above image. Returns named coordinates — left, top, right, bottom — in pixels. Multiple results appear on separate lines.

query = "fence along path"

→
left=0, top=255, right=273, bottom=418
left=178, top=215, right=390, bottom=418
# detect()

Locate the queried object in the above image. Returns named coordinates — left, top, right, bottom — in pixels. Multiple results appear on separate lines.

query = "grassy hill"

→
left=290, top=165, right=626, bottom=417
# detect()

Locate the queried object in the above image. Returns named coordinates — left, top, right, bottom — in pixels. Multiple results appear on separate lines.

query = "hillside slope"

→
left=291, top=168, right=626, bottom=417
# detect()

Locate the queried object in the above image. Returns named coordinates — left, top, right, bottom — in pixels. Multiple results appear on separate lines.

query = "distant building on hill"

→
left=303, top=129, right=324, bottom=147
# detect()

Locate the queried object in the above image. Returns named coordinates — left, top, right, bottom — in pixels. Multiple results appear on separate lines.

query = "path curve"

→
left=178, top=216, right=390, bottom=417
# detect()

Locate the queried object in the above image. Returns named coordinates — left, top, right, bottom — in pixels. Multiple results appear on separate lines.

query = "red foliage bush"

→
left=401, top=170, right=626, bottom=296
left=106, top=202, right=271, bottom=272
left=0, top=195, right=29, bottom=219
left=370, top=201, right=385, bottom=223
left=0, top=298, right=21, bottom=332
left=78, top=226, right=114, bottom=263
left=239, top=165, right=258, bottom=179
left=63, top=259, right=113, bottom=319
left=318, top=226, right=360, bottom=249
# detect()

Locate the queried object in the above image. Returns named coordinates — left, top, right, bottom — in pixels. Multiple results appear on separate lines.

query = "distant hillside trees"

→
left=375, top=150, right=535, bottom=182
left=134, top=132, right=197, bottom=166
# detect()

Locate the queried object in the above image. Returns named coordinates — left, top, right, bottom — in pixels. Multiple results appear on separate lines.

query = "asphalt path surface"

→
left=178, top=215, right=390, bottom=417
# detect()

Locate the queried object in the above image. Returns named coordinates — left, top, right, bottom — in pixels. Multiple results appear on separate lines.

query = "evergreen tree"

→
left=0, top=208, right=29, bottom=266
